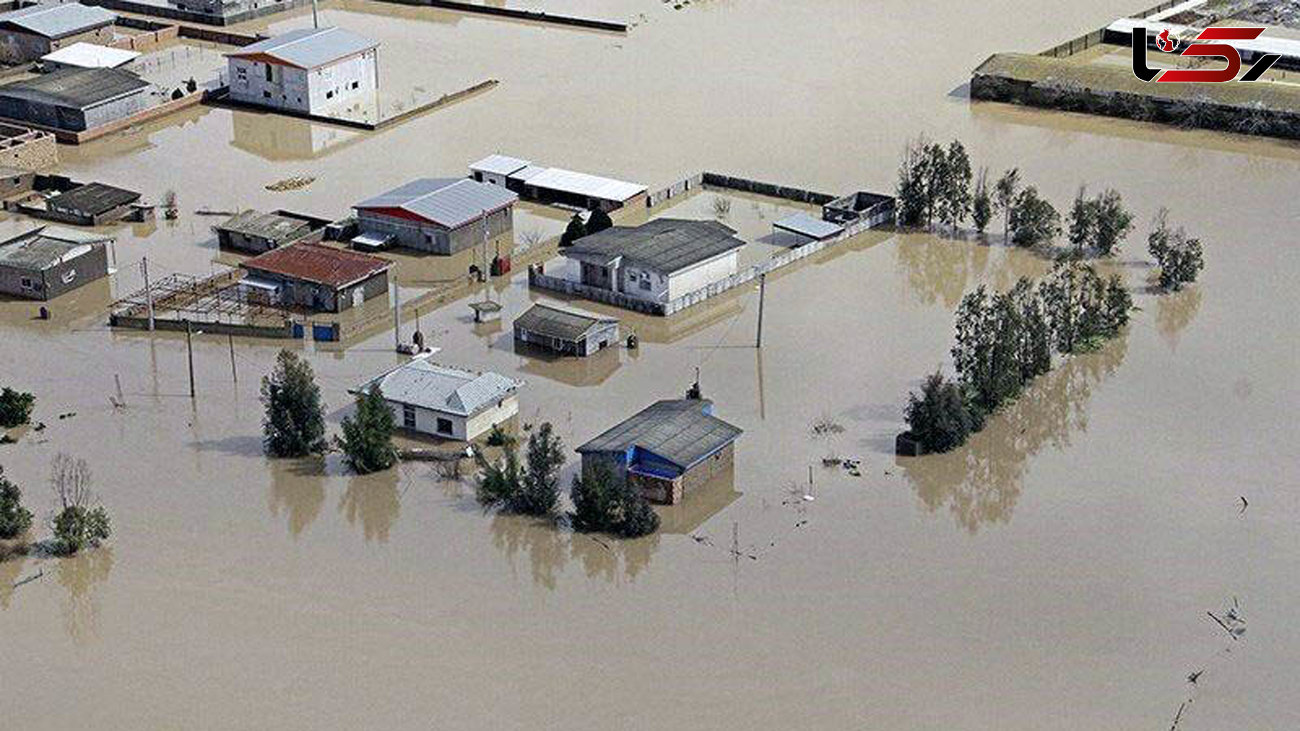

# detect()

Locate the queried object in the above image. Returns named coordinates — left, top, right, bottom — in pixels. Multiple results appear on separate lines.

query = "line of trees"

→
left=904, top=261, right=1133, bottom=454
left=474, top=424, right=659, bottom=538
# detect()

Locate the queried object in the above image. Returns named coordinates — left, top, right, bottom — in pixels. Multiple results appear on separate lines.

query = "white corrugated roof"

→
left=469, top=154, right=530, bottom=176
left=42, top=42, right=139, bottom=69
left=524, top=167, right=646, bottom=203
left=0, top=4, right=115, bottom=39
left=356, top=360, right=522, bottom=417
left=354, top=177, right=518, bottom=229
left=227, top=26, right=377, bottom=69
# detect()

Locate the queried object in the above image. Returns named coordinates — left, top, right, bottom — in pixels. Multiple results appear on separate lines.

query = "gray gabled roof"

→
left=565, top=218, right=745, bottom=275
left=227, top=26, right=377, bottom=69
left=354, top=177, right=518, bottom=229
left=513, top=302, right=618, bottom=342
left=0, top=4, right=115, bottom=40
left=0, top=226, right=109, bottom=270
left=0, top=67, right=149, bottom=109
left=577, top=399, right=742, bottom=470
left=354, top=360, right=522, bottom=418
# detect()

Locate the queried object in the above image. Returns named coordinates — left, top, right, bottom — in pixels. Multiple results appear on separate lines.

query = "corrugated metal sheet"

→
left=565, top=218, right=745, bottom=275
left=577, top=399, right=742, bottom=470
left=469, top=154, right=530, bottom=176
left=524, top=167, right=646, bottom=203
left=773, top=212, right=843, bottom=240
left=354, top=177, right=518, bottom=229
left=0, top=4, right=115, bottom=39
left=227, top=26, right=377, bottom=69
left=240, top=242, right=390, bottom=289
left=0, top=67, right=149, bottom=109
left=513, top=302, right=618, bottom=342
left=0, top=226, right=109, bottom=270
left=356, top=360, right=522, bottom=417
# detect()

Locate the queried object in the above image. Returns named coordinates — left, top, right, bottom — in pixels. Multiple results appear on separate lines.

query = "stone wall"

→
left=0, top=124, right=56, bottom=170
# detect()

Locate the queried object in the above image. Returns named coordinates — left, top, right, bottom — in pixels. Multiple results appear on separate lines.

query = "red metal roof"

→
left=240, top=242, right=390, bottom=289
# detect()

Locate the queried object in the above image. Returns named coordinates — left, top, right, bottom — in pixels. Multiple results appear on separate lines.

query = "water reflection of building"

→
left=517, top=341, right=622, bottom=387
left=229, top=110, right=365, bottom=160
left=899, top=331, right=1129, bottom=533
left=657, top=464, right=741, bottom=535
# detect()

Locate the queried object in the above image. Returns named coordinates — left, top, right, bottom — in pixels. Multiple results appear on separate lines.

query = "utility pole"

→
left=228, top=333, right=237, bottom=383
left=142, top=257, right=155, bottom=331
left=392, top=280, right=401, bottom=350
left=185, top=319, right=195, bottom=399
left=755, top=272, right=766, bottom=348
left=311, top=0, right=319, bottom=28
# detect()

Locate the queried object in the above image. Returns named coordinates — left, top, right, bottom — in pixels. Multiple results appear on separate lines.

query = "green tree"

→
left=337, top=385, right=397, bottom=474
left=896, top=137, right=931, bottom=227
left=921, top=141, right=948, bottom=229
left=0, top=387, right=35, bottom=429
left=1066, top=184, right=1097, bottom=255
left=559, top=214, right=586, bottom=247
left=1103, top=275, right=1133, bottom=334
left=476, top=443, right=524, bottom=509
left=260, top=350, right=327, bottom=457
left=570, top=461, right=659, bottom=538
left=1092, top=188, right=1133, bottom=256
left=972, top=167, right=993, bottom=234
left=994, top=168, right=1020, bottom=243
left=1008, top=186, right=1060, bottom=248
left=1148, top=209, right=1205, bottom=291
left=585, top=207, right=613, bottom=234
left=0, top=466, right=33, bottom=539
left=519, top=423, right=565, bottom=516
left=1041, top=260, right=1081, bottom=353
left=904, top=372, right=977, bottom=453
left=1009, top=278, right=1053, bottom=382
left=937, top=140, right=973, bottom=232
left=52, top=505, right=110, bottom=555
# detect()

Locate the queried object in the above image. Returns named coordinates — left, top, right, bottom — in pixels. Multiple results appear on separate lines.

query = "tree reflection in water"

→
left=901, top=332, right=1129, bottom=533
left=489, top=513, right=658, bottom=589
left=339, top=468, right=401, bottom=544
left=267, top=458, right=327, bottom=539
left=895, top=233, right=993, bottom=310
left=56, top=546, right=114, bottom=644
left=1156, top=285, right=1202, bottom=351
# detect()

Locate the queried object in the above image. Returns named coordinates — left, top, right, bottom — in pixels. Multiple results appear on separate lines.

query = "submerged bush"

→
left=0, top=387, right=35, bottom=429
left=904, top=372, right=978, bottom=454
left=570, top=461, right=659, bottom=538
left=0, top=467, right=33, bottom=539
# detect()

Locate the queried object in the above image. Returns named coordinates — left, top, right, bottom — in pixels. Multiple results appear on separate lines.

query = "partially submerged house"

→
left=43, top=181, right=140, bottom=224
left=353, top=360, right=522, bottom=442
left=0, top=4, right=116, bottom=64
left=225, top=26, right=378, bottom=116
left=0, top=67, right=151, bottom=133
left=0, top=225, right=110, bottom=300
left=239, top=242, right=390, bottom=312
left=577, top=398, right=742, bottom=505
left=352, top=177, right=516, bottom=254
left=562, top=218, right=746, bottom=305
left=468, top=155, right=646, bottom=211
left=214, top=209, right=328, bottom=253
left=39, top=42, right=139, bottom=72
left=513, top=301, right=619, bottom=357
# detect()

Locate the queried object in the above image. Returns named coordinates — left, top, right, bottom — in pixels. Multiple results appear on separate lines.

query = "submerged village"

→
left=0, top=1, right=1295, bottom=729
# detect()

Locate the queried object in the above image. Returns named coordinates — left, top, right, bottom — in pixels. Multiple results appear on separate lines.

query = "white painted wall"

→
left=386, top=394, right=518, bottom=442
left=666, top=250, right=739, bottom=300
left=228, top=49, right=377, bottom=115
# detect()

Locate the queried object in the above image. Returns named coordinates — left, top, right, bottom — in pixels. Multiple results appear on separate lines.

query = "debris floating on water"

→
left=265, top=176, right=315, bottom=192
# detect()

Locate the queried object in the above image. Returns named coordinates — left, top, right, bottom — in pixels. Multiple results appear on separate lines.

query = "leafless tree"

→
left=711, top=195, right=732, bottom=218
left=519, top=228, right=544, bottom=250
left=49, top=453, right=93, bottom=512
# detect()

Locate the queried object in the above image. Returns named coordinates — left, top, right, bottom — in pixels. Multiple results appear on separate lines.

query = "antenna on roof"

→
left=685, top=367, right=702, bottom=400
left=312, top=0, right=320, bottom=29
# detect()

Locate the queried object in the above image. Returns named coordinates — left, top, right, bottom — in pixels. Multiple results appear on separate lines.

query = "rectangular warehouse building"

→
left=0, top=225, right=110, bottom=300
left=225, top=26, right=378, bottom=116
left=352, top=177, right=516, bottom=255
left=0, top=67, right=151, bottom=132
left=0, top=4, right=117, bottom=64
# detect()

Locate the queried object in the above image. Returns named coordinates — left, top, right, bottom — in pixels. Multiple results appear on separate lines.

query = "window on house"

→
left=263, top=90, right=271, bottom=99
left=436, top=417, right=453, bottom=435
left=326, top=90, right=334, bottom=99
left=350, top=81, right=359, bottom=89
left=19, top=276, right=33, bottom=289
left=264, top=63, right=272, bottom=82
left=402, top=404, right=416, bottom=429
left=640, top=277, right=651, bottom=291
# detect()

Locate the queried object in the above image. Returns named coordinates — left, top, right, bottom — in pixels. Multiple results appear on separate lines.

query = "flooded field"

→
left=2, top=1, right=1299, bottom=729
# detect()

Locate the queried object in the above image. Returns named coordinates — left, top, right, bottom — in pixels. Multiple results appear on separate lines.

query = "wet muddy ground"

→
left=2, top=1, right=1299, bottom=729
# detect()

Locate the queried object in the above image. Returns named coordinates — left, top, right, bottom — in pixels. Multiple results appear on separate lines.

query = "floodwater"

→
left=2, top=1, right=1299, bottom=729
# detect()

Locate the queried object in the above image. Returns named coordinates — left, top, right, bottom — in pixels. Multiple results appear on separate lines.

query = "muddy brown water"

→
left=2, top=1, right=1299, bottom=729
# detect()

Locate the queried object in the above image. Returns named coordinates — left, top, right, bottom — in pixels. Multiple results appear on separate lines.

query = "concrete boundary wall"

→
left=84, top=0, right=313, bottom=26
left=371, top=0, right=627, bottom=32
left=109, top=314, right=297, bottom=338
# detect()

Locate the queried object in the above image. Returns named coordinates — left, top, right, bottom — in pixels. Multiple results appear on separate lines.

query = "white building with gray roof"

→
left=562, top=218, right=746, bottom=305
left=225, top=26, right=378, bottom=116
left=0, top=4, right=117, bottom=64
left=353, top=360, right=523, bottom=442
left=352, top=177, right=518, bottom=255
left=0, top=225, right=111, bottom=300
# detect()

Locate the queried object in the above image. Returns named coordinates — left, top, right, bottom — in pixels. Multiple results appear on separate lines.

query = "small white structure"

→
left=353, top=360, right=522, bottom=442
left=225, top=26, right=378, bottom=116
left=40, top=42, right=138, bottom=71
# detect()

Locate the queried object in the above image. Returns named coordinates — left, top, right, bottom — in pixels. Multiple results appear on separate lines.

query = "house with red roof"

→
left=239, top=242, right=390, bottom=313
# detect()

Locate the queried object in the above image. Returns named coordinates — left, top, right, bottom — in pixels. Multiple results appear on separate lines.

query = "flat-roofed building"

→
left=468, top=155, right=647, bottom=211
left=353, top=177, right=517, bottom=255
left=225, top=27, right=378, bottom=116
left=0, top=225, right=110, bottom=300
left=0, top=4, right=116, bottom=64
left=352, top=360, right=523, bottom=442
left=40, top=42, right=139, bottom=71
left=43, top=181, right=140, bottom=225
left=214, top=209, right=328, bottom=253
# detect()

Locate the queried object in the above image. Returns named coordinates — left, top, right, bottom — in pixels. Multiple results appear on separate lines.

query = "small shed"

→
left=513, top=301, right=619, bottom=357
left=239, top=242, right=391, bottom=313
left=40, top=42, right=139, bottom=71
left=468, top=154, right=530, bottom=188
left=43, top=181, right=140, bottom=225
left=577, top=399, right=742, bottom=505
left=214, top=209, right=328, bottom=253
left=0, top=225, right=110, bottom=300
